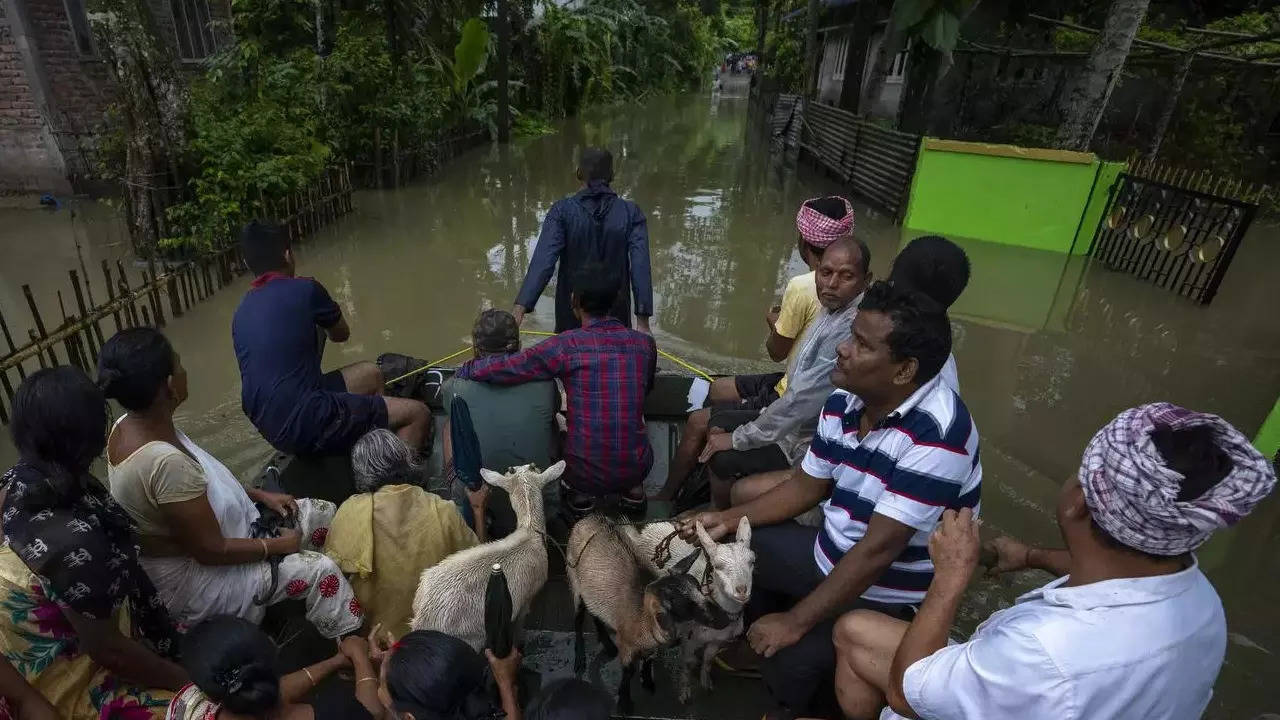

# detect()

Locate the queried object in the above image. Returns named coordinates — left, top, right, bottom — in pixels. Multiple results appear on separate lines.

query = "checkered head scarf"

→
left=795, top=196, right=855, bottom=248
left=1080, top=402, right=1276, bottom=556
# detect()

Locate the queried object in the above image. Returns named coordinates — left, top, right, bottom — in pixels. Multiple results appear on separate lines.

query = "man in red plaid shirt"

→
left=455, top=263, right=657, bottom=505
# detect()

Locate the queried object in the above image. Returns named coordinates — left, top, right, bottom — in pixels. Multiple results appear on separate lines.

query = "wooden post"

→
left=70, top=270, right=106, bottom=350
left=68, top=271, right=98, bottom=362
left=101, top=261, right=123, bottom=333
left=145, top=270, right=164, bottom=327
left=374, top=126, right=383, bottom=189
left=0, top=369, right=14, bottom=422
left=141, top=304, right=152, bottom=327
left=0, top=305, right=23, bottom=379
left=21, top=285, right=58, bottom=366
left=392, top=128, right=402, bottom=187
left=117, top=261, right=140, bottom=329
left=167, top=272, right=183, bottom=319
left=28, top=330, right=47, bottom=368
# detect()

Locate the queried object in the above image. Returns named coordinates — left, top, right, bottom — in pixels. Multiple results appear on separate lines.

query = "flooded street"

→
left=2, top=93, right=1278, bottom=718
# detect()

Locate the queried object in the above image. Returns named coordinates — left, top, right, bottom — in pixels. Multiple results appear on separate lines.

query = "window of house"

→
left=61, top=0, right=95, bottom=57
left=170, top=0, right=220, bottom=61
left=820, top=34, right=851, bottom=83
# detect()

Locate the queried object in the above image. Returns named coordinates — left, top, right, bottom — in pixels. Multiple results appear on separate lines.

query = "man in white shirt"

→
left=684, top=280, right=981, bottom=717
left=833, top=403, right=1277, bottom=720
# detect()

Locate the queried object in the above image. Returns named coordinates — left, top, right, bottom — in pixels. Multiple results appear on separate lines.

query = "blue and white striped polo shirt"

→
left=801, top=376, right=982, bottom=605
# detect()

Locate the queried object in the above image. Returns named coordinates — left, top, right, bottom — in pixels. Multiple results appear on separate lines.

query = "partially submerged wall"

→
left=903, top=139, right=1122, bottom=256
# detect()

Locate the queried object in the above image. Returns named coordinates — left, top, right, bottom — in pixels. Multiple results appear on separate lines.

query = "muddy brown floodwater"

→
left=2, top=92, right=1278, bottom=718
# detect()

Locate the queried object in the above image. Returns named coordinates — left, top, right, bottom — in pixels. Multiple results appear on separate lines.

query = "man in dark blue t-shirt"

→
left=231, top=221, right=430, bottom=456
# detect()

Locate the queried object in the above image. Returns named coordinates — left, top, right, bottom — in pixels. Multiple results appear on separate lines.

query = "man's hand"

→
left=635, top=315, right=652, bottom=335
left=675, top=511, right=731, bottom=541
left=747, top=612, right=808, bottom=658
left=466, top=483, right=491, bottom=511
left=512, top=305, right=526, bottom=326
left=929, top=508, right=981, bottom=587
left=698, top=428, right=733, bottom=464
left=766, top=305, right=781, bottom=330
left=983, top=535, right=1032, bottom=577
left=252, top=490, right=298, bottom=521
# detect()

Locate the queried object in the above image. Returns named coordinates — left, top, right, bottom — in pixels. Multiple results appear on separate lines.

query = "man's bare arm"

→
left=709, top=466, right=830, bottom=533
left=325, top=315, right=351, bottom=342
left=765, top=330, right=796, bottom=363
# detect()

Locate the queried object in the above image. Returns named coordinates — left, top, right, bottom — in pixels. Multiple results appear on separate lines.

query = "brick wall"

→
left=0, top=0, right=66, bottom=191
left=24, top=0, right=110, bottom=177
left=2, top=0, right=231, bottom=192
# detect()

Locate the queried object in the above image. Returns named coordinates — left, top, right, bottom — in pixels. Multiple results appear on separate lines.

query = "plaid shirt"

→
left=456, top=318, right=656, bottom=493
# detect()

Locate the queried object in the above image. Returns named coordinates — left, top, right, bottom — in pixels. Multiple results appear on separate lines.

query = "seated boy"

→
left=231, top=221, right=430, bottom=456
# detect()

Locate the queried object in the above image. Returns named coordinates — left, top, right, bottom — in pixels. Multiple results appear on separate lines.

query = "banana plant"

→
left=433, top=17, right=496, bottom=130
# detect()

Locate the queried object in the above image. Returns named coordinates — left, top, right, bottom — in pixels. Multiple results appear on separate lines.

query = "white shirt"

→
left=892, top=561, right=1226, bottom=720
left=801, top=376, right=981, bottom=605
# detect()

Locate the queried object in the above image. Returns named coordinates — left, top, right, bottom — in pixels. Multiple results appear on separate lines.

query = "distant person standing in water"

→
left=231, top=221, right=431, bottom=456
left=513, top=147, right=654, bottom=334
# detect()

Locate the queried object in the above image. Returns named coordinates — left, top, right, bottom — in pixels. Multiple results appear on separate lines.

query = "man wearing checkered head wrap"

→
left=832, top=403, right=1276, bottom=720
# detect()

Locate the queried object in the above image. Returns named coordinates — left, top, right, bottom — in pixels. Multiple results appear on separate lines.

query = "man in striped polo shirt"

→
left=687, top=280, right=981, bottom=717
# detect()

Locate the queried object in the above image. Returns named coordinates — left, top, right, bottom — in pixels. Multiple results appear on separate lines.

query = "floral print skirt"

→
left=0, top=546, right=171, bottom=719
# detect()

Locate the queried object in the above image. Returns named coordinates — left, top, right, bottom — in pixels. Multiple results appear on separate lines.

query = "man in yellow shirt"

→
left=654, top=197, right=855, bottom=502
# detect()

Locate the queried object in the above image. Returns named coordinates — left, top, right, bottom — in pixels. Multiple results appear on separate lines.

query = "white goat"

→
left=567, top=514, right=734, bottom=713
left=410, top=461, right=564, bottom=650
left=620, top=517, right=754, bottom=702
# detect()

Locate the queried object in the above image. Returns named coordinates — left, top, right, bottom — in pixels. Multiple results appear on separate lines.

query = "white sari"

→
left=109, top=420, right=360, bottom=637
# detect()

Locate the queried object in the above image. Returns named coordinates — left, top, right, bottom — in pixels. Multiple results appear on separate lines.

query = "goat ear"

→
left=736, top=516, right=752, bottom=547
left=480, top=468, right=510, bottom=490
left=670, top=547, right=700, bottom=576
left=694, top=522, right=717, bottom=557
left=536, top=460, right=567, bottom=487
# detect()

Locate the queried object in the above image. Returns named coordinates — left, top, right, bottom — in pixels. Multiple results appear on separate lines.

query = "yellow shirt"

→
left=774, top=270, right=820, bottom=395
left=326, top=484, right=478, bottom=638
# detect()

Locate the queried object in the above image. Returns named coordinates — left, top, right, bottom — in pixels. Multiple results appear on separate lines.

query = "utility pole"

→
left=496, top=0, right=511, bottom=143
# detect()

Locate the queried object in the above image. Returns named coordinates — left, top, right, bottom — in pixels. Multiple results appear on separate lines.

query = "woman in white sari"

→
left=98, top=328, right=363, bottom=639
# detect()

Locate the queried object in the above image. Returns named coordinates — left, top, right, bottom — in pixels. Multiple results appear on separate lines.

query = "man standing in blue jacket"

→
left=513, top=147, right=654, bottom=334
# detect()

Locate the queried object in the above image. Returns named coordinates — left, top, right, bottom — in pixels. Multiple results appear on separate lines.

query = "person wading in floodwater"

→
left=512, top=147, right=654, bottom=334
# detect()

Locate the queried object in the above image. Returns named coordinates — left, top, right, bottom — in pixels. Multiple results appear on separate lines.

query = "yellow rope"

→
left=382, top=329, right=715, bottom=386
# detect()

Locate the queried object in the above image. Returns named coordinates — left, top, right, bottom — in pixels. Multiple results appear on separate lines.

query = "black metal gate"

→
left=1090, top=173, right=1257, bottom=304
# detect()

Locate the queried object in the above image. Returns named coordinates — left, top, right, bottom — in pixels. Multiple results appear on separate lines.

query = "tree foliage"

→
left=146, top=0, right=725, bottom=252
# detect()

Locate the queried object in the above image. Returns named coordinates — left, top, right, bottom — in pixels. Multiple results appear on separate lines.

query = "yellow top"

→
left=774, top=270, right=820, bottom=396
left=325, top=484, right=478, bottom=638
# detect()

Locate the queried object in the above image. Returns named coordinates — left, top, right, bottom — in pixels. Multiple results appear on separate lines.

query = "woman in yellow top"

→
left=98, top=328, right=363, bottom=640
left=326, top=430, right=478, bottom=637
left=0, top=367, right=186, bottom=719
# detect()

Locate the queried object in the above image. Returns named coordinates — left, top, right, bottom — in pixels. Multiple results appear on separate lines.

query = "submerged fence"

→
left=767, top=94, right=922, bottom=220
left=0, top=165, right=355, bottom=424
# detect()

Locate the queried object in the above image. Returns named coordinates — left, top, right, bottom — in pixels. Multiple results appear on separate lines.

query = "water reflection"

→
left=0, top=93, right=1276, bottom=719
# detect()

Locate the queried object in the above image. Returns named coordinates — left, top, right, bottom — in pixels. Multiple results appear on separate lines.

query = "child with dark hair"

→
left=100, top=327, right=363, bottom=640
left=232, top=220, right=431, bottom=457
left=0, top=367, right=187, bottom=719
left=378, top=630, right=521, bottom=720
left=888, top=234, right=971, bottom=391
left=168, top=615, right=381, bottom=720
left=457, top=262, right=657, bottom=511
